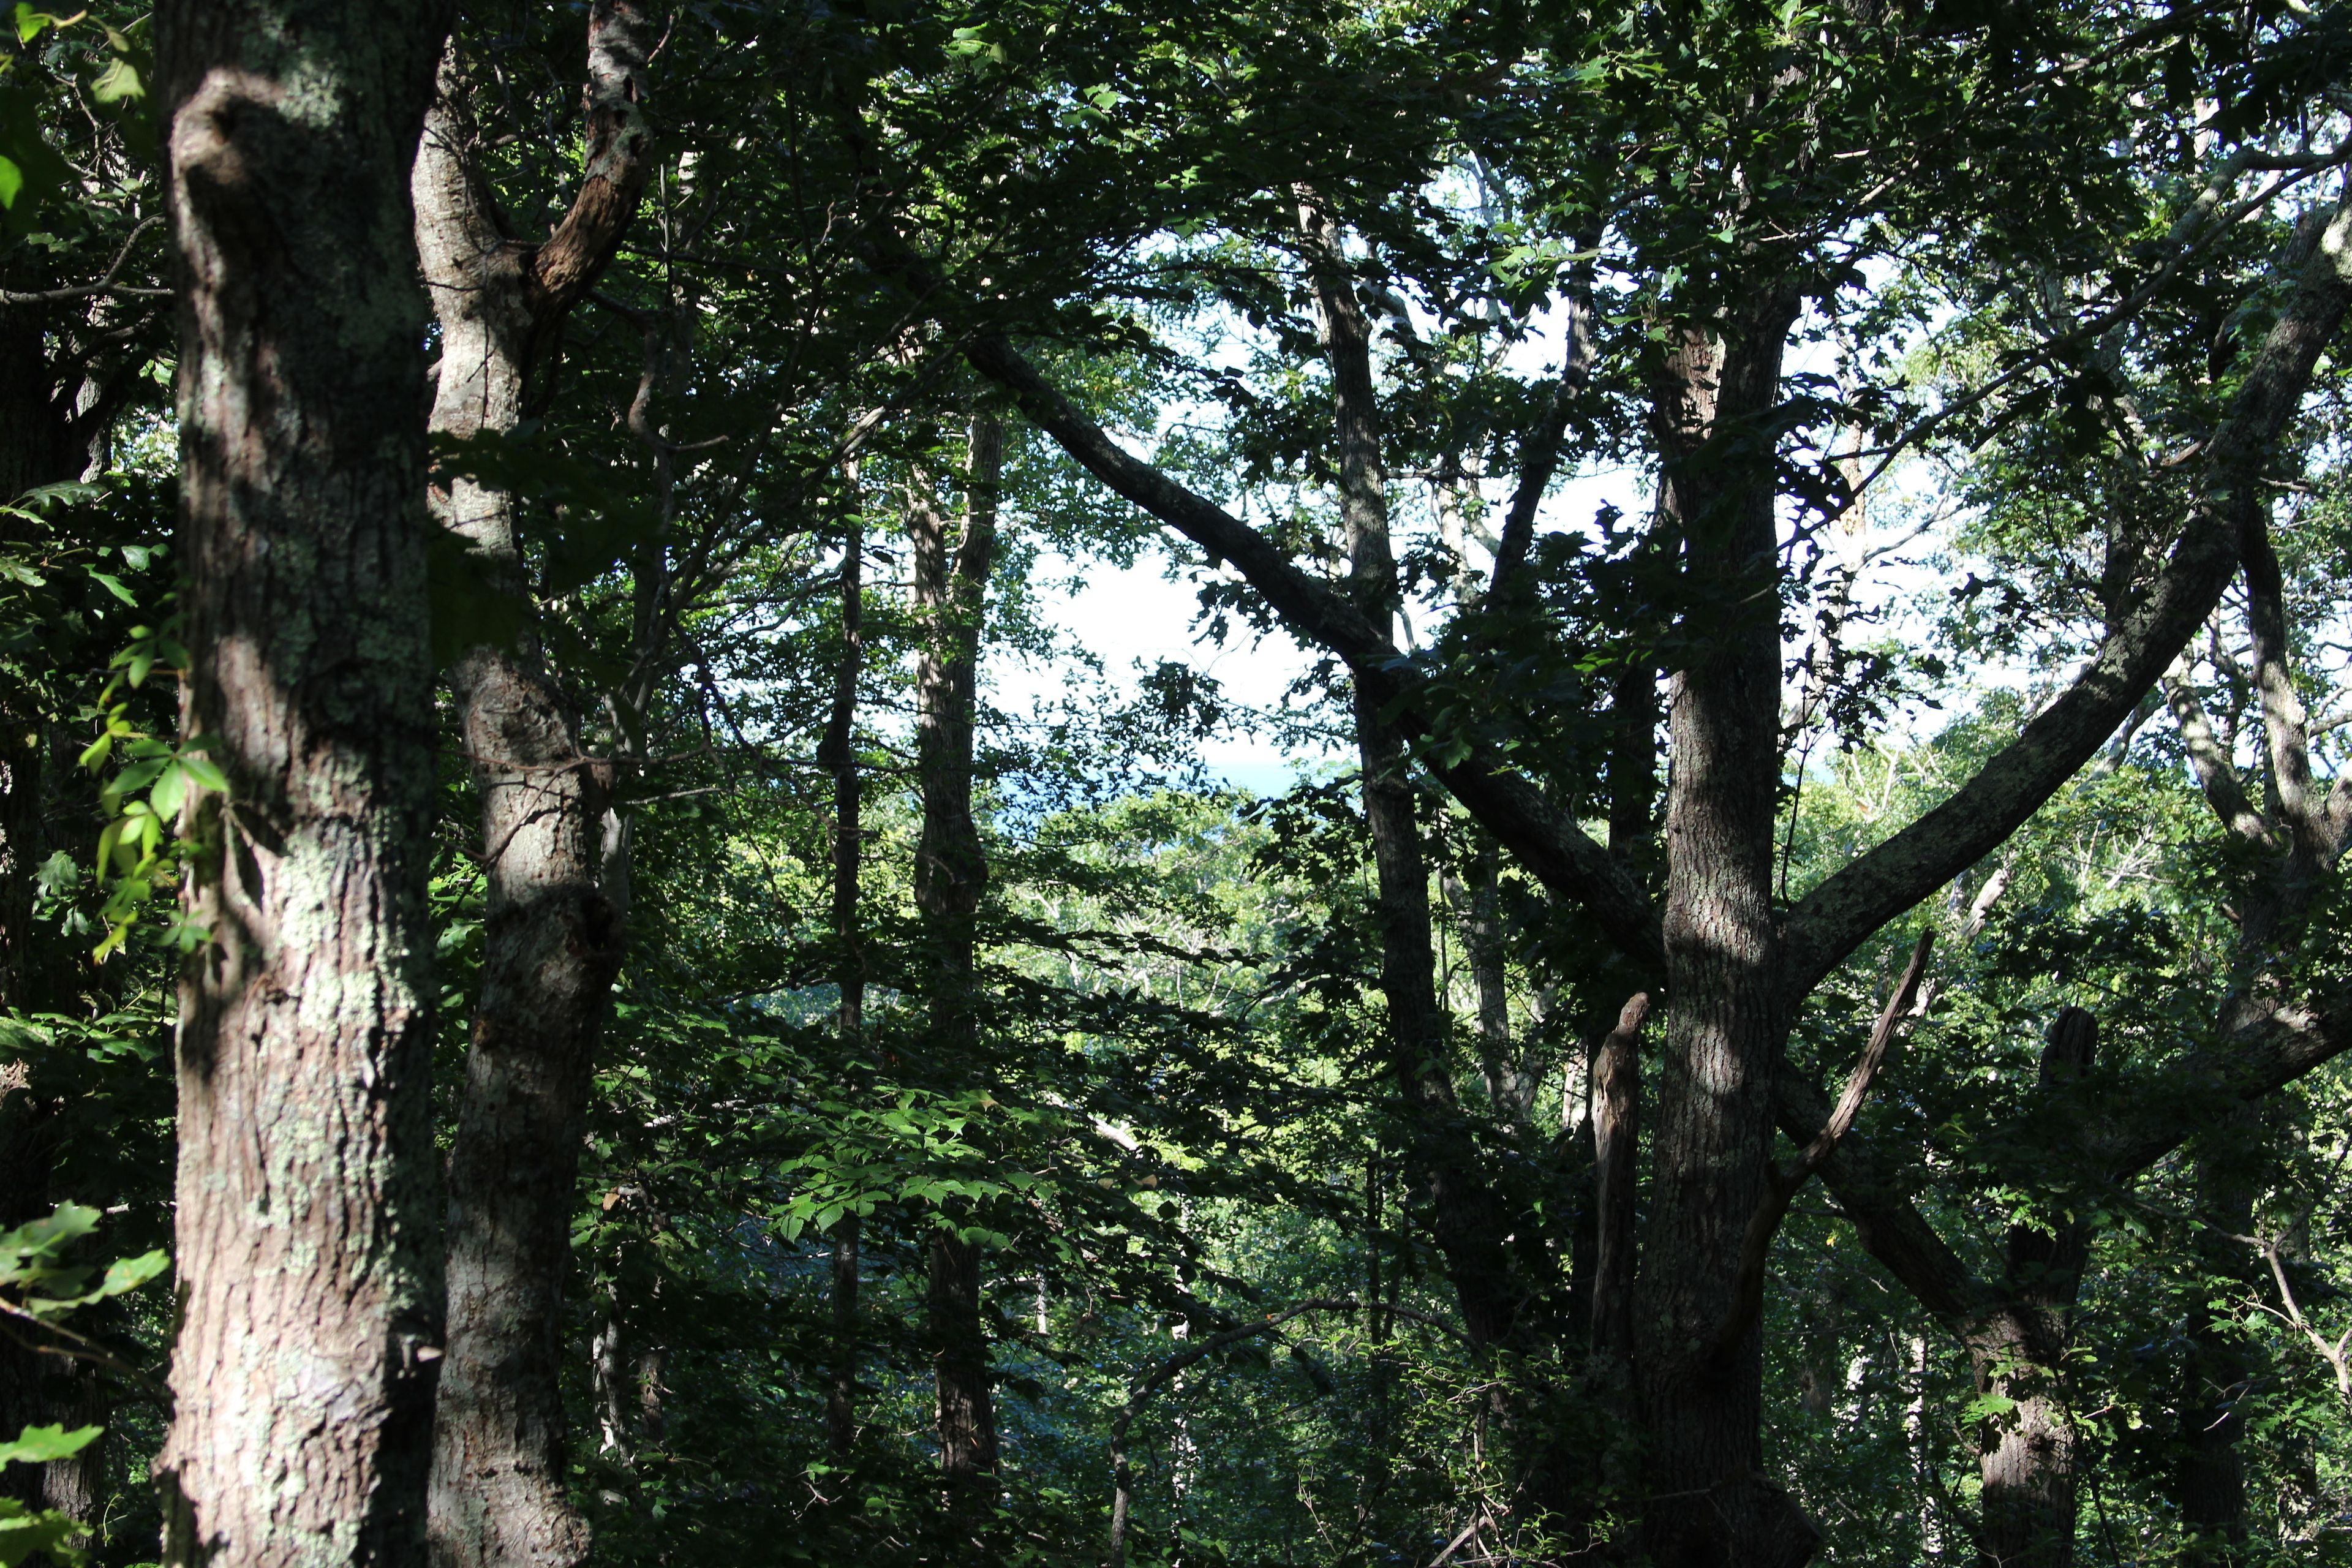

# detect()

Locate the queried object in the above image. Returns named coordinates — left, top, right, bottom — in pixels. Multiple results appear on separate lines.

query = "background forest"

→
left=4, top=1, right=2352, bottom=1566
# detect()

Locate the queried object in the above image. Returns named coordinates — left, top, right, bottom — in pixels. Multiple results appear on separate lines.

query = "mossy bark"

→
left=154, top=0, right=453, bottom=1561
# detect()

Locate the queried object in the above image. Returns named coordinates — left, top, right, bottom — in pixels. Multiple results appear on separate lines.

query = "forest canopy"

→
left=4, top=0, right=2352, bottom=1565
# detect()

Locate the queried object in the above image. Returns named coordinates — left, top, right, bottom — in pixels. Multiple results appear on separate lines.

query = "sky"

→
left=986, top=467, right=1659, bottom=797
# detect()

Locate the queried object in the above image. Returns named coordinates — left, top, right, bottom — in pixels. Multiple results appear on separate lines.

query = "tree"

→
left=908, top=416, right=1006, bottom=1511
left=839, top=1, right=2352, bottom=1558
left=151, top=0, right=450, bottom=1561
left=412, top=10, right=651, bottom=1564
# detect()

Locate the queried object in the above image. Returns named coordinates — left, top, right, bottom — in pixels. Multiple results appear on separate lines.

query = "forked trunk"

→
left=153, top=1, right=450, bottom=1560
left=410, top=15, right=652, bottom=1567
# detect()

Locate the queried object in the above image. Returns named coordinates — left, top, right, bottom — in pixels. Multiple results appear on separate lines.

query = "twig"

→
left=1103, top=1297, right=1467, bottom=1566
left=1706, top=931, right=1933, bottom=1361
left=0, top=216, right=166, bottom=306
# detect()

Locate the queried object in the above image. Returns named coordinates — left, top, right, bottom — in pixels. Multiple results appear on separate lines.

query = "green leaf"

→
left=147, top=762, right=184, bottom=822
left=0, top=1427, right=99, bottom=1469
left=92, top=1249, right=166, bottom=1298
left=88, top=57, right=140, bottom=106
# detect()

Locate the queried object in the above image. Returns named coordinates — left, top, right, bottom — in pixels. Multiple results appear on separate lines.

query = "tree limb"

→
left=1782, top=192, right=2352, bottom=1001
left=1711, top=933, right=1931, bottom=1359
left=958, top=330, right=1667, bottom=967
left=2165, top=668, right=2274, bottom=845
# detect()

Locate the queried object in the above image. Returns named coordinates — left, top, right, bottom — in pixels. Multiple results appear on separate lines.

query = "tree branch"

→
left=957, top=330, right=1667, bottom=967
left=2165, top=668, right=2274, bottom=845
left=1781, top=192, right=2352, bottom=1001
left=2240, top=498, right=2338, bottom=865
left=1711, top=932, right=1931, bottom=1360
left=0, top=215, right=164, bottom=306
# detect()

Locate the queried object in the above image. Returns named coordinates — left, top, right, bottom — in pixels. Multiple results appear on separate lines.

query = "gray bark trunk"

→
left=1633, top=299, right=1816, bottom=1568
left=910, top=421, right=1004, bottom=1503
left=153, top=1, right=451, bottom=1561
left=410, top=15, right=651, bottom=1567
left=1971, top=1008, right=2098, bottom=1568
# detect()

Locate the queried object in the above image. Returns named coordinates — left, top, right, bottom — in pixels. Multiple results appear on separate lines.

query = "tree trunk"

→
left=910, top=419, right=1005, bottom=1504
left=153, top=2, right=450, bottom=1561
left=2175, top=1294, right=2247, bottom=1568
left=1444, top=845, right=1527, bottom=1121
left=1297, top=195, right=1525, bottom=1355
left=821, top=494, right=867, bottom=1462
left=2175, top=1125, right=2258, bottom=1567
left=410, top=16, right=652, bottom=1568
left=1970, top=1008, right=2098, bottom=1568
left=1969, top=1307, right=2077, bottom=1568
left=1633, top=300, right=1814, bottom=1568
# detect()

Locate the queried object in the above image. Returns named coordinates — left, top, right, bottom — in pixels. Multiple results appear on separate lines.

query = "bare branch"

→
left=0, top=215, right=165, bottom=306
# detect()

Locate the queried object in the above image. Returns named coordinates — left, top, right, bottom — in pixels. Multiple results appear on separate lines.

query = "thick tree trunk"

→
left=153, top=2, right=450, bottom=1562
left=1970, top=1008, right=2098, bottom=1568
left=910, top=420, right=1005, bottom=1503
left=1634, top=301, right=1813, bottom=1568
left=411, top=17, right=651, bottom=1568
left=1969, top=1308, right=2076, bottom=1568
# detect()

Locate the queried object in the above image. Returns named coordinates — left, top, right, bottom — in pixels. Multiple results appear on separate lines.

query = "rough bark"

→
left=910, top=420, right=1004, bottom=1502
left=1632, top=296, right=1817, bottom=1568
left=153, top=1, right=450, bottom=1561
left=411, top=15, right=652, bottom=1568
